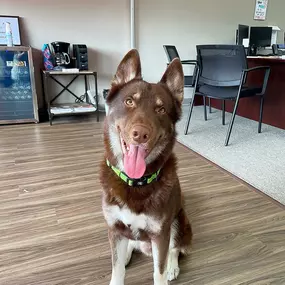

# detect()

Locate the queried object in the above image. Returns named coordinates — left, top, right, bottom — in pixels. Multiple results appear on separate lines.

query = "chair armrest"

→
left=167, top=60, right=197, bottom=66
left=242, top=66, right=271, bottom=96
left=243, top=66, right=270, bottom=72
left=193, top=65, right=200, bottom=90
left=181, top=60, right=198, bottom=65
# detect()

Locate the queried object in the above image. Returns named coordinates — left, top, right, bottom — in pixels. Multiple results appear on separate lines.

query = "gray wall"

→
left=1, top=0, right=130, bottom=107
left=136, top=0, right=285, bottom=83
left=1, top=0, right=285, bottom=106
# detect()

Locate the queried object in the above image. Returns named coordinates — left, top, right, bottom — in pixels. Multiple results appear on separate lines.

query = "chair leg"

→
left=209, top=98, right=212, bottom=113
left=225, top=98, right=240, bottom=146
left=222, top=100, right=225, bottom=125
left=184, top=94, right=196, bottom=135
left=258, top=96, right=264, bottom=133
left=203, top=96, right=207, bottom=121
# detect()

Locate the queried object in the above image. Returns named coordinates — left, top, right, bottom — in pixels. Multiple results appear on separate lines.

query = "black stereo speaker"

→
left=73, top=44, right=88, bottom=70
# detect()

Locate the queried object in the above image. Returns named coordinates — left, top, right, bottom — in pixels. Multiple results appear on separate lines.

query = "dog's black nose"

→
left=127, top=224, right=131, bottom=228
left=131, top=125, right=150, bottom=144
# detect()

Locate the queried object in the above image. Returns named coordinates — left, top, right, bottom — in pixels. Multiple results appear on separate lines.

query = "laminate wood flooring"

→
left=0, top=118, right=284, bottom=285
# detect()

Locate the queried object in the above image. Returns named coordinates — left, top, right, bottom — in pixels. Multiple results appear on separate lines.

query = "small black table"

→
left=42, top=70, right=99, bottom=125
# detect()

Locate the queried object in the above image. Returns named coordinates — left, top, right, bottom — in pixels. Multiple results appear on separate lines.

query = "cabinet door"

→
left=0, top=49, right=35, bottom=121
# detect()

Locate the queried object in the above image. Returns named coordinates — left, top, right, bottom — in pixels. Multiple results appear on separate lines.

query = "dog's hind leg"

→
left=126, top=241, right=152, bottom=266
left=139, top=241, right=152, bottom=257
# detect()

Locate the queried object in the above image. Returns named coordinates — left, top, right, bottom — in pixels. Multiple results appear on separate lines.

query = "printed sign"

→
left=6, top=61, right=27, bottom=67
left=254, top=0, right=268, bottom=21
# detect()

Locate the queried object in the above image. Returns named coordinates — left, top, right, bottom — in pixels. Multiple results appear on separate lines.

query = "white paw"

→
left=153, top=272, right=169, bottom=285
left=167, top=265, right=180, bottom=281
left=109, top=280, right=124, bottom=285
left=109, top=277, right=124, bottom=285
left=167, top=248, right=180, bottom=281
left=154, top=281, right=168, bottom=285
left=109, top=268, right=125, bottom=285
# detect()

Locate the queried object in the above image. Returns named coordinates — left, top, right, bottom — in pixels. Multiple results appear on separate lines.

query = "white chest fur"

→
left=103, top=203, right=162, bottom=236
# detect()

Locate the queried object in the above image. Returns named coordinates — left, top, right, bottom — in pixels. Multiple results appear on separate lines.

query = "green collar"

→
left=106, top=159, right=161, bottom=187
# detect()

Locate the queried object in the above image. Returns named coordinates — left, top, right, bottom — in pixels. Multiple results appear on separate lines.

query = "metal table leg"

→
left=84, top=75, right=88, bottom=103
left=94, top=73, right=99, bottom=122
left=43, top=73, right=53, bottom=126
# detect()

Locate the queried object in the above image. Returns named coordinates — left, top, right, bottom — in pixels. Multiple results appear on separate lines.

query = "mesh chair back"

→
left=196, top=45, right=247, bottom=87
left=163, top=45, right=180, bottom=62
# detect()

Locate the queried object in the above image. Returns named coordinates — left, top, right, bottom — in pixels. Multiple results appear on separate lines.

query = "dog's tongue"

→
left=123, top=144, right=146, bottom=179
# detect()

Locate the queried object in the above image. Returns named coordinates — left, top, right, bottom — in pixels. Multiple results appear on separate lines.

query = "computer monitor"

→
left=249, top=27, right=272, bottom=47
left=237, top=24, right=249, bottom=45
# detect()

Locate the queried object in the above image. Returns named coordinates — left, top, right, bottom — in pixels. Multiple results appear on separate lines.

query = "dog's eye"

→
left=125, top=98, right=134, bottom=107
left=156, top=107, right=166, bottom=114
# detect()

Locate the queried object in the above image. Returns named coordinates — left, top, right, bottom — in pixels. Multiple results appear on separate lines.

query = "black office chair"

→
left=163, top=45, right=198, bottom=86
left=184, top=45, right=270, bottom=146
left=163, top=45, right=212, bottom=115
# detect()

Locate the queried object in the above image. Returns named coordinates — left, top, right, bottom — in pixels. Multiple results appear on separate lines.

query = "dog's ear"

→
left=160, top=58, right=184, bottom=104
left=112, top=49, right=142, bottom=87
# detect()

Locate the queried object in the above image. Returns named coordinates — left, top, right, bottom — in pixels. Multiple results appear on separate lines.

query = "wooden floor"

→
left=1, top=117, right=285, bottom=285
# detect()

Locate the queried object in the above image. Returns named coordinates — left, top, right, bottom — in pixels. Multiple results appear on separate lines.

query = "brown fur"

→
left=100, top=49, right=192, bottom=284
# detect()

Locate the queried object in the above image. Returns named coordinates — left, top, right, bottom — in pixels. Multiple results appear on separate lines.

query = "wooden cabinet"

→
left=0, top=46, right=38, bottom=124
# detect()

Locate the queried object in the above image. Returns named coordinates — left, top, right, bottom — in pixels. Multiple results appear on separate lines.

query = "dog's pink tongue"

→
left=124, top=144, right=146, bottom=179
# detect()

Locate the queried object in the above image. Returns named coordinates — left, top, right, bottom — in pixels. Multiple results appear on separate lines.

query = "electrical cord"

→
left=75, top=94, right=86, bottom=103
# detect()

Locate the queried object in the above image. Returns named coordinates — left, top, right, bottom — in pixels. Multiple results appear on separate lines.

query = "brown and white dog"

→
left=100, top=49, right=192, bottom=285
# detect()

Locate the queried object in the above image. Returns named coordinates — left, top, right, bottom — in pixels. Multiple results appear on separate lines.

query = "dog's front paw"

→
left=109, top=280, right=124, bottom=285
left=153, top=272, right=168, bottom=285
left=167, top=248, right=180, bottom=281
left=167, top=265, right=180, bottom=281
left=109, top=272, right=124, bottom=285
left=153, top=280, right=168, bottom=285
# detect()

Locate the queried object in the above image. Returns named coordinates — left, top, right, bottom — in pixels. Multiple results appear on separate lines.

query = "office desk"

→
left=205, top=57, right=285, bottom=130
